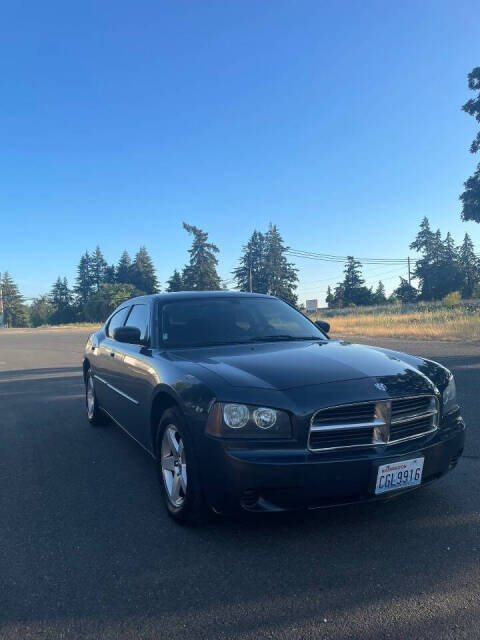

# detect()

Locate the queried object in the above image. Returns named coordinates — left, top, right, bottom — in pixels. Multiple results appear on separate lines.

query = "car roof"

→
left=124, top=291, right=274, bottom=305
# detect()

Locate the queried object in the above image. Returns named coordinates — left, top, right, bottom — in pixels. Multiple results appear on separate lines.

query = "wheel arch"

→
left=83, top=358, right=91, bottom=382
left=150, top=387, right=183, bottom=456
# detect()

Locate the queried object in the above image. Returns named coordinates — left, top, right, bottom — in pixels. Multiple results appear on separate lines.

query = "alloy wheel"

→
left=161, top=425, right=188, bottom=507
left=86, top=375, right=95, bottom=419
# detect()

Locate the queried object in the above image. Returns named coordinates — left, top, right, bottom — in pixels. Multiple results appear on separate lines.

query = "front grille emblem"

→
left=373, top=400, right=391, bottom=444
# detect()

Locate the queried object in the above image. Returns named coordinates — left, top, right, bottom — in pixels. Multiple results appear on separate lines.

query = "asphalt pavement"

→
left=0, top=329, right=479, bottom=639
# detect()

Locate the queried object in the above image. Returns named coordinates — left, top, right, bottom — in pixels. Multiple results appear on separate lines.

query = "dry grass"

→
left=325, top=309, right=480, bottom=342
left=33, top=323, right=101, bottom=331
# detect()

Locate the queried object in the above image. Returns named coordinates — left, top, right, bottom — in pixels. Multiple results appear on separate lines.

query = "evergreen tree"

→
left=104, top=264, right=116, bottom=284
left=410, top=218, right=442, bottom=299
left=50, top=277, right=74, bottom=324
left=343, top=256, right=365, bottom=291
left=460, top=67, right=480, bottom=223
left=84, top=283, right=142, bottom=322
left=374, top=281, right=387, bottom=305
left=410, top=219, right=465, bottom=299
left=233, top=230, right=268, bottom=293
left=263, top=224, right=298, bottom=305
left=91, top=246, right=108, bottom=291
left=438, top=232, right=462, bottom=295
left=30, top=295, right=55, bottom=327
left=329, top=257, right=374, bottom=307
left=325, top=285, right=334, bottom=307
left=392, top=277, right=419, bottom=303
left=74, top=251, right=94, bottom=304
left=166, top=269, right=184, bottom=292
left=116, top=250, right=133, bottom=284
left=459, top=233, right=479, bottom=297
left=1, top=272, right=29, bottom=327
left=130, top=246, right=159, bottom=294
left=182, top=223, right=221, bottom=290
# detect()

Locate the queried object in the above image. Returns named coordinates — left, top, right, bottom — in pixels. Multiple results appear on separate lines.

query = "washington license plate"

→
left=375, top=458, right=424, bottom=495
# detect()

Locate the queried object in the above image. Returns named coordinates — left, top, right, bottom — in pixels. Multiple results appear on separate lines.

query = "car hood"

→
left=171, top=339, right=433, bottom=391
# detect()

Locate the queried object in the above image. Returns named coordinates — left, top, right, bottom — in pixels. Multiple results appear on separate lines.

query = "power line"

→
left=287, top=248, right=412, bottom=265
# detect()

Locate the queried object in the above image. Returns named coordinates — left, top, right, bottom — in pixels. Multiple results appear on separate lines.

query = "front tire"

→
left=85, top=370, right=110, bottom=426
left=156, top=407, right=206, bottom=525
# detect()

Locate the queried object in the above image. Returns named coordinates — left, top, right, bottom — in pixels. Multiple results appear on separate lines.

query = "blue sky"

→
left=2, top=0, right=479, bottom=303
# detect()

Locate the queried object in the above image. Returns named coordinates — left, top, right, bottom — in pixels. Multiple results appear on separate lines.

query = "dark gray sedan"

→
left=83, top=291, right=465, bottom=525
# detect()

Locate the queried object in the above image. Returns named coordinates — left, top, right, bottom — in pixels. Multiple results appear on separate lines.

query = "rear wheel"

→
left=85, top=370, right=110, bottom=426
left=156, top=407, right=206, bottom=525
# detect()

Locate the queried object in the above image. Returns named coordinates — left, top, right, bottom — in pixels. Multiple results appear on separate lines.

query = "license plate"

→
left=375, top=458, right=424, bottom=495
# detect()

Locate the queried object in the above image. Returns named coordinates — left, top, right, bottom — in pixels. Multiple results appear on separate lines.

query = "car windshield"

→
left=160, top=297, right=326, bottom=347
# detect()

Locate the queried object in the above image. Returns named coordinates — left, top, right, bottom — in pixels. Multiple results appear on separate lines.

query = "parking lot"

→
left=0, top=329, right=479, bottom=639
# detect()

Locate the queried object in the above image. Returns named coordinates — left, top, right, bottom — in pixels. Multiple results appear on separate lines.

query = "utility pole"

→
left=407, top=257, right=411, bottom=286
left=249, top=267, right=253, bottom=293
left=0, top=271, right=3, bottom=327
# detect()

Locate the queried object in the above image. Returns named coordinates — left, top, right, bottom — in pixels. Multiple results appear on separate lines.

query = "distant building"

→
left=305, top=299, right=318, bottom=314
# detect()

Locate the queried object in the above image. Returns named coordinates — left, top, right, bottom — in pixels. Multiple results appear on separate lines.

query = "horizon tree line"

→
left=325, top=218, right=479, bottom=308
left=1, top=218, right=479, bottom=327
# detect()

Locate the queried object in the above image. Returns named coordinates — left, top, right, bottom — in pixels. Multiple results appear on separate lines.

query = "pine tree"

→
left=343, top=256, right=365, bottom=291
left=166, top=269, right=184, bottom=292
left=30, top=295, right=55, bottom=327
left=459, top=233, right=479, bottom=297
left=74, top=251, right=94, bottom=304
left=410, top=218, right=442, bottom=299
left=116, top=250, right=133, bottom=284
left=104, top=264, right=116, bottom=284
left=374, top=281, right=387, bottom=305
left=130, top=246, right=159, bottom=294
left=438, top=232, right=462, bottom=296
left=325, top=285, right=334, bottom=307
left=460, top=67, right=480, bottom=222
left=263, top=224, right=298, bottom=305
left=410, top=219, right=464, bottom=299
left=91, top=246, right=108, bottom=291
left=393, top=277, right=418, bottom=303
left=330, top=257, right=374, bottom=307
left=50, top=277, right=74, bottom=324
left=1, top=272, right=29, bottom=327
left=233, top=230, right=268, bottom=293
left=182, top=223, right=221, bottom=290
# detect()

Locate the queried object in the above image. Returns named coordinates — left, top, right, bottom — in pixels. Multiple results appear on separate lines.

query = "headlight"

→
left=206, top=403, right=292, bottom=439
left=442, top=374, right=457, bottom=415
left=223, top=404, right=249, bottom=429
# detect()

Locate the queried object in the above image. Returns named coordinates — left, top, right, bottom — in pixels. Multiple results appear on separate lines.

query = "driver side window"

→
left=106, top=307, right=130, bottom=338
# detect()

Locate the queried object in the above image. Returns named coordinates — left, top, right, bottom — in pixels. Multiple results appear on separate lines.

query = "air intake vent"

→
left=311, top=403, right=376, bottom=427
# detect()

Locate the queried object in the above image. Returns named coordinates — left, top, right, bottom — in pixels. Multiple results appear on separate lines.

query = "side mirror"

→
left=315, top=320, right=330, bottom=334
left=113, top=325, right=142, bottom=344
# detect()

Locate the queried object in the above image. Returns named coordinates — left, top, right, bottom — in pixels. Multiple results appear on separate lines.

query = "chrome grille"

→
left=308, top=395, right=439, bottom=452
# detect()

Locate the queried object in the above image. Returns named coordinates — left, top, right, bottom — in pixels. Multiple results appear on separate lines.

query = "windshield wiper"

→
left=250, top=335, right=325, bottom=342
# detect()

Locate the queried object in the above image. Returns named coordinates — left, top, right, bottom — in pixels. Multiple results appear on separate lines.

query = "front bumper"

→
left=200, top=414, right=466, bottom=513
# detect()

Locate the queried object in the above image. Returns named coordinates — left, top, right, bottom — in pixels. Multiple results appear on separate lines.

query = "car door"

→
left=94, top=305, right=131, bottom=414
left=112, top=302, right=155, bottom=449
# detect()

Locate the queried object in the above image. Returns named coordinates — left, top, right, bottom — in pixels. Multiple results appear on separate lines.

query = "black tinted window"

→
left=106, top=307, right=130, bottom=338
left=126, top=304, right=149, bottom=341
left=161, top=297, right=325, bottom=347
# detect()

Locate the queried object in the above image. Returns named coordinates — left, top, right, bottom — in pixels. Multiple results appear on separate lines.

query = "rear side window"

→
left=126, top=304, right=149, bottom=341
left=106, top=307, right=130, bottom=338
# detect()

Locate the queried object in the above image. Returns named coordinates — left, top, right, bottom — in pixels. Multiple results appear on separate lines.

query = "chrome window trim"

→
left=308, top=395, right=439, bottom=452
